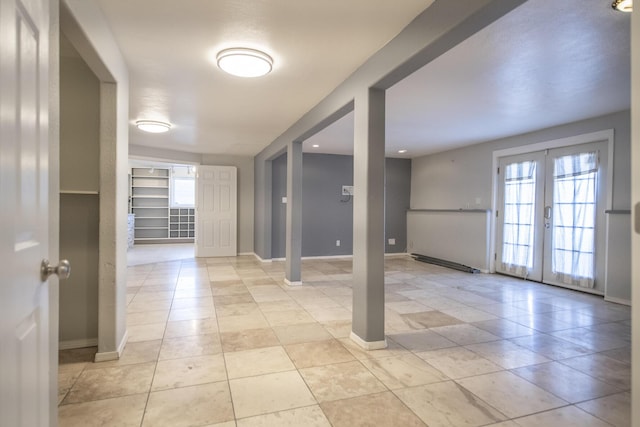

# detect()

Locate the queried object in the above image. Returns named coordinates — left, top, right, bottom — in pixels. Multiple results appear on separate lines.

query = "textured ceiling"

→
left=305, top=0, right=631, bottom=158
left=96, top=0, right=435, bottom=156
left=97, top=0, right=630, bottom=160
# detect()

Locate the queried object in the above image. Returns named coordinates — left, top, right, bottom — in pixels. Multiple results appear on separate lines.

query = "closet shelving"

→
left=130, top=167, right=196, bottom=243
left=131, top=167, right=170, bottom=241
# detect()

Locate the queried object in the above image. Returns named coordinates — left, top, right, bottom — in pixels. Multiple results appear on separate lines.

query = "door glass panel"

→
left=501, top=161, right=537, bottom=276
left=551, top=151, right=598, bottom=287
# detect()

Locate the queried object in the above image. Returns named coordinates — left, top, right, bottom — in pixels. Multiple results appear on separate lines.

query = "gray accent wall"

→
left=272, top=153, right=410, bottom=258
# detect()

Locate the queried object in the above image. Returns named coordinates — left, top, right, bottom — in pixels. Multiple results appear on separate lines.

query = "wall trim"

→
left=271, top=253, right=409, bottom=262
left=604, top=296, right=631, bottom=306
left=284, top=279, right=302, bottom=287
left=94, top=329, right=128, bottom=362
left=253, top=253, right=272, bottom=263
left=350, top=332, right=387, bottom=350
left=58, top=338, right=98, bottom=351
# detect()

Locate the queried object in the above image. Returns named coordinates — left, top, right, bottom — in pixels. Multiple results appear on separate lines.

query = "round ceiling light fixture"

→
left=398, top=149, right=408, bottom=154
left=612, top=0, right=632, bottom=12
left=136, top=120, right=171, bottom=133
left=216, top=48, right=273, bottom=78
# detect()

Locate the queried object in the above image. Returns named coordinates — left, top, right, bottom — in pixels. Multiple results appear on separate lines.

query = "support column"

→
left=351, top=87, right=386, bottom=349
left=285, top=141, right=302, bottom=285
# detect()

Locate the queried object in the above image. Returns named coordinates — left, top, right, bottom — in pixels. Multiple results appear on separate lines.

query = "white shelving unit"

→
left=131, top=168, right=170, bottom=241
left=130, top=166, right=196, bottom=243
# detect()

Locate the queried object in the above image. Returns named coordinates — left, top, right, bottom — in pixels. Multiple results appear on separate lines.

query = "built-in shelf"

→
left=60, top=190, right=99, bottom=195
left=131, top=167, right=195, bottom=243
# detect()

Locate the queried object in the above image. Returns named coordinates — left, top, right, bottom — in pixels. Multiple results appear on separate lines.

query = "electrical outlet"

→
left=341, top=185, right=354, bottom=196
left=282, top=197, right=287, bottom=204
left=336, top=240, right=341, bottom=247
left=388, top=238, right=396, bottom=245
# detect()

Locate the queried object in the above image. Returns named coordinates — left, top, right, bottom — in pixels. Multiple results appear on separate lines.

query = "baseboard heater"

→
left=411, top=253, right=480, bottom=274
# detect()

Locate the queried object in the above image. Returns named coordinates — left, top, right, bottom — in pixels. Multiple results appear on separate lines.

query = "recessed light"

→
left=612, top=0, right=632, bottom=11
left=312, top=144, right=320, bottom=148
left=136, top=120, right=171, bottom=133
left=216, top=48, right=273, bottom=78
left=398, top=149, right=407, bottom=154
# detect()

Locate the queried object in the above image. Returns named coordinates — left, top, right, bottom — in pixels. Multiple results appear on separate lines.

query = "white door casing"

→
left=196, top=166, right=238, bottom=257
left=0, top=0, right=54, bottom=425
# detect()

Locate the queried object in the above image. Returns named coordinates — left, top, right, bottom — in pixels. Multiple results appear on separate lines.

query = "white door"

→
left=496, top=142, right=607, bottom=290
left=0, top=0, right=56, bottom=425
left=196, top=166, right=237, bottom=257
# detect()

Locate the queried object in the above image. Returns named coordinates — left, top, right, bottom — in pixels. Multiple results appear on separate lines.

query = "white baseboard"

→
left=284, top=278, right=302, bottom=286
left=238, top=252, right=254, bottom=256
left=253, top=253, right=272, bottom=263
left=604, top=296, right=631, bottom=306
left=58, top=338, right=98, bottom=350
left=94, top=330, right=129, bottom=363
left=349, top=332, right=387, bottom=350
left=271, top=253, right=410, bottom=262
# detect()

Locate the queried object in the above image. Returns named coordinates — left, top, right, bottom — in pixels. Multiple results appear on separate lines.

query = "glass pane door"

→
left=543, top=143, right=606, bottom=289
left=496, top=152, right=545, bottom=282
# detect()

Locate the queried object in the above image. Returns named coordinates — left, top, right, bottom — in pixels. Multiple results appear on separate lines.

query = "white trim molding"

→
left=350, top=332, right=387, bottom=350
left=58, top=338, right=98, bottom=351
left=284, top=278, right=302, bottom=286
left=94, top=329, right=128, bottom=362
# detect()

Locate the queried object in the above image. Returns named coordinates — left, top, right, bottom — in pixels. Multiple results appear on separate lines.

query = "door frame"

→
left=60, top=1, right=130, bottom=362
left=490, top=129, right=614, bottom=277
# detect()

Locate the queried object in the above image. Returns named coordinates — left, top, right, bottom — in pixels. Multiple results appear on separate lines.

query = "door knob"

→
left=40, top=259, right=71, bottom=281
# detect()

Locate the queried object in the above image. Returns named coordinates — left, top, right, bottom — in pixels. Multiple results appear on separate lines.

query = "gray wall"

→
left=410, top=110, right=631, bottom=295
left=59, top=44, right=100, bottom=345
left=411, top=110, right=630, bottom=210
left=272, top=153, right=411, bottom=258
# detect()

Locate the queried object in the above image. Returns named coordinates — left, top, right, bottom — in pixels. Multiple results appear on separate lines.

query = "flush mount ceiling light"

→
left=136, top=120, right=171, bottom=133
left=312, top=144, right=320, bottom=148
left=216, top=48, right=273, bottom=78
left=612, top=0, right=632, bottom=11
left=398, top=149, right=408, bottom=154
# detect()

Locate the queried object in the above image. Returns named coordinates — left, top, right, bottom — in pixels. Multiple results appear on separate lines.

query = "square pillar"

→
left=351, top=87, right=386, bottom=349
left=285, top=141, right=302, bottom=285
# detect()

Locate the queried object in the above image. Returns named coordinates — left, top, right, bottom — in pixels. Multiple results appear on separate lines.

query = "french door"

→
left=496, top=142, right=607, bottom=289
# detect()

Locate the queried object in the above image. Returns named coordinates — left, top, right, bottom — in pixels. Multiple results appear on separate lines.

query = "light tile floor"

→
left=58, top=255, right=631, bottom=426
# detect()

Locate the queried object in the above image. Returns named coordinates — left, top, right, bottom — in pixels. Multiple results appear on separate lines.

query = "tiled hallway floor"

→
left=58, top=256, right=631, bottom=426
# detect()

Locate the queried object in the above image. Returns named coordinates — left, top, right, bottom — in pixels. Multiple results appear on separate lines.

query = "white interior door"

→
left=496, top=142, right=607, bottom=290
left=0, top=0, right=55, bottom=425
left=196, top=166, right=237, bottom=257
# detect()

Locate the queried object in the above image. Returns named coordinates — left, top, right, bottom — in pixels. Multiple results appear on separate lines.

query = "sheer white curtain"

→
left=552, top=152, right=597, bottom=288
left=501, top=161, right=536, bottom=277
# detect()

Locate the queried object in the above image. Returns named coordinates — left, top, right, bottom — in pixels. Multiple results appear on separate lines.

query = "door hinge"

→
left=497, top=166, right=500, bottom=175
left=496, top=210, right=499, bottom=218
left=494, top=253, right=497, bottom=261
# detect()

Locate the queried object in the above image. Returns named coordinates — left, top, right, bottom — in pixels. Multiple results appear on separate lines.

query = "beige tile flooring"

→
left=58, top=255, right=631, bottom=426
